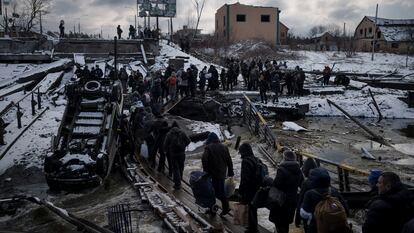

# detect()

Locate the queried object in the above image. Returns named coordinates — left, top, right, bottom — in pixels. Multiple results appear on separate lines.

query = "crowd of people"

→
left=116, top=24, right=159, bottom=40
left=74, top=58, right=413, bottom=233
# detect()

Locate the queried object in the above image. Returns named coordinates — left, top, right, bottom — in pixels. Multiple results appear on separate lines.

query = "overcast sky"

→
left=40, top=0, right=414, bottom=38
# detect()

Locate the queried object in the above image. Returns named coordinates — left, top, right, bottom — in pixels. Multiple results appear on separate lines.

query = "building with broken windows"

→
left=311, top=31, right=338, bottom=51
left=354, top=16, right=414, bottom=53
left=215, top=3, right=288, bottom=46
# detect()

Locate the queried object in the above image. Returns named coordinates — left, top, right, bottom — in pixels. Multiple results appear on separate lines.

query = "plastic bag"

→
left=225, top=177, right=236, bottom=198
left=140, top=142, right=148, bottom=159
left=232, top=202, right=249, bottom=226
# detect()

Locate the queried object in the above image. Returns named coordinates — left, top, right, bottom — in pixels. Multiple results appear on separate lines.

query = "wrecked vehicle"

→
left=44, top=75, right=123, bottom=190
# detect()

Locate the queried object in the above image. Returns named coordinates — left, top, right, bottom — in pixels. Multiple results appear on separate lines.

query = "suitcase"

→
left=189, top=171, right=218, bottom=213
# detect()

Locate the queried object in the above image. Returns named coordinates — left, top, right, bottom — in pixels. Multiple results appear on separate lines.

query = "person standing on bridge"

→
left=166, top=72, right=177, bottom=101
left=164, top=122, right=190, bottom=190
left=202, top=132, right=234, bottom=216
left=117, top=25, right=123, bottom=39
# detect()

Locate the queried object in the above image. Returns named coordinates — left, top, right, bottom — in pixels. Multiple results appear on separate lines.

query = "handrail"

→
left=242, top=94, right=278, bottom=149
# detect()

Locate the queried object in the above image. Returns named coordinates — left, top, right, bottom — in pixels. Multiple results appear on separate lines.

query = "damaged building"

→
left=354, top=16, right=414, bottom=53
left=215, top=2, right=289, bottom=46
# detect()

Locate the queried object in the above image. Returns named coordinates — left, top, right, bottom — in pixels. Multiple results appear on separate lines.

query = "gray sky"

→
left=41, top=0, right=414, bottom=38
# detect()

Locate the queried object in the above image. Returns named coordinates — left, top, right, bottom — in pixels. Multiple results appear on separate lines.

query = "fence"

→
left=107, top=204, right=137, bottom=233
left=240, top=94, right=414, bottom=192
left=242, top=94, right=277, bottom=149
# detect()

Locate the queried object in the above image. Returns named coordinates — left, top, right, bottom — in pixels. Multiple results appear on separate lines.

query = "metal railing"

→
left=107, top=204, right=137, bottom=233
left=241, top=94, right=414, bottom=192
left=242, top=94, right=277, bottom=149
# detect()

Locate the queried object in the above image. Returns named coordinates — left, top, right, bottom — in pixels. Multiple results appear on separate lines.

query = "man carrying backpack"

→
left=238, top=143, right=267, bottom=233
left=164, top=122, right=191, bottom=190
left=202, top=132, right=234, bottom=216
left=300, top=167, right=350, bottom=233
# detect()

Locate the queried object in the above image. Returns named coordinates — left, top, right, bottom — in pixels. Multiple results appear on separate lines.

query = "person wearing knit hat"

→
left=283, top=150, right=297, bottom=161
left=202, top=131, right=234, bottom=216
left=205, top=132, right=220, bottom=145
left=368, top=169, right=383, bottom=195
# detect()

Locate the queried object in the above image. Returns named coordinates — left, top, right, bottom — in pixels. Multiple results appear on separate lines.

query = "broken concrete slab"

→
left=306, top=86, right=345, bottom=95
left=0, top=59, right=72, bottom=90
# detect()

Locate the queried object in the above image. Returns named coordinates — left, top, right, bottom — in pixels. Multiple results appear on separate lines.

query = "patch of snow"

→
left=282, top=121, right=309, bottom=132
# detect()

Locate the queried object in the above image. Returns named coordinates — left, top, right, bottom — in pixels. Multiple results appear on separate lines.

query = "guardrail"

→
left=242, top=94, right=277, bottom=149
left=241, top=94, right=412, bottom=192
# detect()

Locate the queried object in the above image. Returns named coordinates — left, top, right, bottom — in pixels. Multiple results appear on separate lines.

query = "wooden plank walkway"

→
left=136, top=157, right=272, bottom=233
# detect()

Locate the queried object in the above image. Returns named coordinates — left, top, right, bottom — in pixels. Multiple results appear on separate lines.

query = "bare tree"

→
left=23, top=0, right=51, bottom=31
left=1, top=0, right=51, bottom=32
left=193, top=0, right=206, bottom=39
left=308, top=25, right=327, bottom=38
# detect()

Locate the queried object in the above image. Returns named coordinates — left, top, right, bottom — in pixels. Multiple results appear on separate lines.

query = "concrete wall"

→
left=54, top=39, right=160, bottom=55
left=0, top=38, right=160, bottom=56
left=0, top=38, right=53, bottom=53
left=216, top=3, right=280, bottom=45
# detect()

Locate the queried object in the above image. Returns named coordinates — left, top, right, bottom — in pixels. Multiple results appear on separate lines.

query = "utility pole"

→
left=39, top=11, right=43, bottom=34
left=371, top=4, right=378, bottom=61
left=5, top=7, right=8, bottom=35
left=170, top=17, right=173, bottom=43
left=78, top=20, right=80, bottom=34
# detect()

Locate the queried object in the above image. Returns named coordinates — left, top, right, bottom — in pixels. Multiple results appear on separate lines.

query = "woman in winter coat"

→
left=269, top=150, right=304, bottom=233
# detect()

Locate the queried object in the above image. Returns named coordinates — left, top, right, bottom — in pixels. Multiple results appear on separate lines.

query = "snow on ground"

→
left=155, top=40, right=220, bottom=73
left=283, top=50, right=414, bottom=76
left=263, top=86, right=414, bottom=119
left=186, top=120, right=223, bottom=152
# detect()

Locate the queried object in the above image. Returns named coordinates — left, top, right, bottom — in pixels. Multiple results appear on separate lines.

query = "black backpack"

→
left=246, top=157, right=269, bottom=186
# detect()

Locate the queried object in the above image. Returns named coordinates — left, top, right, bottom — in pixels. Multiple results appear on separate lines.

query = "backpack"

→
left=170, top=131, right=188, bottom=153
left=246, top=157, right=268, bottom=186
left=314, top=190, right=352, bottom=233
left=169, top=76, right=177, bottom=86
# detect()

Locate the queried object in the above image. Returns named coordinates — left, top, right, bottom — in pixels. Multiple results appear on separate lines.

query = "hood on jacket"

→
left=309, top=167, right=331, bottom=189
left=239, top=143, right=254, bottom=159
left=206, top=132, right=219, bottom=145
left=302, top=158, right=319, bottom=178
left=280, top=160, right=302, bottom=175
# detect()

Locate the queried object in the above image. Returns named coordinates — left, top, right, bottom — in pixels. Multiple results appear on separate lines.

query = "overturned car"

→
left=44, top=76, right=123, bottom=190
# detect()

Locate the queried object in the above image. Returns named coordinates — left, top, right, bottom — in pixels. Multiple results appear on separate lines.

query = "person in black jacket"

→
left=402, top=218, right=414, bottom=233
left=164, top=122, right=191, bottom=190
left=238, top=143, right=261, bottom=233
left=363, top=172, right=414, bottom=233
left=202, top=132, right=234, bottom=216
left=269, top=151, right=304, bottom=233
left=295, top=158, right=319, bottom=232
left=300, top=167, right=349, bottom=233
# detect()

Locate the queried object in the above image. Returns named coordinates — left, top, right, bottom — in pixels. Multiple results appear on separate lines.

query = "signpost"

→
left=138, top=0, right=176, bottom=17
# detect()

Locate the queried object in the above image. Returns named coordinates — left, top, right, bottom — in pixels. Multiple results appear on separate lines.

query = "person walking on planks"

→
left=322, top=65, right=331, bottom=86
left=201, top=132, right=234, bottom=216
left=163, top=122, right=190, bottom=190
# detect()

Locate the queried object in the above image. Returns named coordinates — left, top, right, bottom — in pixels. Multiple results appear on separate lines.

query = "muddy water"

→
left=0, top=169, right=169, bottom=233
left=271, top=117, right=414, bottom=178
